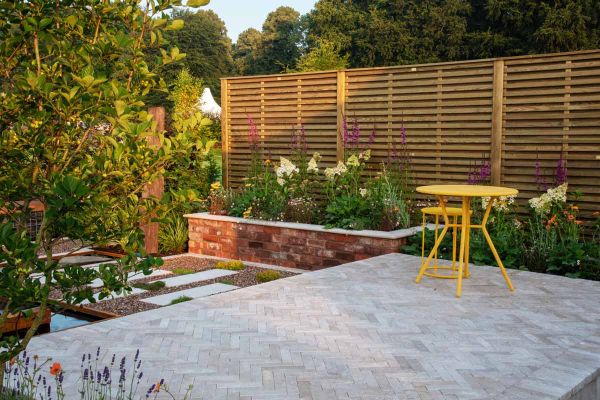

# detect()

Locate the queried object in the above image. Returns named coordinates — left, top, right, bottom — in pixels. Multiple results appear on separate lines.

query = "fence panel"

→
left=223, top=72, right=339, bottom=187
left=502, top=51, right=600, bottom=217
left=221, top=50, right=600, bottom=220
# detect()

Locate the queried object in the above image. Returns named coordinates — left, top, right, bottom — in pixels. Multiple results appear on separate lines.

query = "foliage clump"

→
left=171, top=267, right=195, bottom=276
left=215, top=260, right=245, bottom=271
left=209, top=117, right=413, bottom=231
left=256, top=270, right=281, bottom=283
left=169, top=296, right=193, bottom=305
left=0, top=0, right=208, bottom=379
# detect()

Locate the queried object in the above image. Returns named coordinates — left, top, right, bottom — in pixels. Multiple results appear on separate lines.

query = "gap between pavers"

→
left=141, top=283, right=238, bottom=306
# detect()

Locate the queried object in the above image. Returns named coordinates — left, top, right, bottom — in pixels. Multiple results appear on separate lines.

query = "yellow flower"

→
left=346, top=155, right=360, bottom=167
left=210, top=182, right=221, bottom=191
left=243, top=207, right=252, bottom=219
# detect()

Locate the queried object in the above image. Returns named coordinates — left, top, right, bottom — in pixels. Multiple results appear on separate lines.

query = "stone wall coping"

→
left=184, top=212, right=424, bottom=240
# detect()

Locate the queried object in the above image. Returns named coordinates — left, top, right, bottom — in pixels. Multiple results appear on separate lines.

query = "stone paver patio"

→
left=29, top=253, right=600, bottom=399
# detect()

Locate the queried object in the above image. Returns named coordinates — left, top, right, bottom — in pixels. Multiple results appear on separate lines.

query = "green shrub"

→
left=132, top=280, right=166, bottom=291
left=215, top=260, right=245, bottom=271
left=159, top=213, right=188, bottom=255
left=172, top=267, right=195, bottom=275
left=256, top=270, right=281, bottom=283
left=169, top=296, right=193, bottom=305
left=220, top=279, right=235, bottom=285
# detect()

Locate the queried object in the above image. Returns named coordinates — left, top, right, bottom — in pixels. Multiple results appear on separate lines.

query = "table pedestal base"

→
left=415, top=195, right=515, bottom=297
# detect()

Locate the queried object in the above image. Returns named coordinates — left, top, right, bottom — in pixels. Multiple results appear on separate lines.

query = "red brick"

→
left=285, top=236, right=307, bottom=246
left=187, top=217, right=415, bottom=271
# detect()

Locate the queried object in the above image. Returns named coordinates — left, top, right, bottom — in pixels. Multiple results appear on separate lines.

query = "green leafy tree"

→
left=167, top=68, right=218, bottom=198
left=233, top=28, right=263, bottom=75
left=0, top=0, right=207, bottom=382
left=305, top=0, right=600, bottom=67
left=162, top=8, right=234, bottom=98
left=292, top=39, right=349, bottom=72
left=233, top=6, right=302, bottom=75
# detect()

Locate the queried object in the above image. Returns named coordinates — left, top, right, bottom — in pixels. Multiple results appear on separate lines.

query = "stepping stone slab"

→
left=141, top=283, right=238, bottom=306
left=90, top=269, right=171, bottom=288
left=159, top=269, right=237, bottom=288
left=59, top=255, right=113, bottom=265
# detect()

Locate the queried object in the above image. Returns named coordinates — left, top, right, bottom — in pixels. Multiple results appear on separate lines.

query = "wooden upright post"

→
left=220, top=79, right=229, bottom=187
left=490, top=60, right=505, bottom=186
left=336, top=70, right=346, bottom=162
left=142, top=106, right=165, bottom=255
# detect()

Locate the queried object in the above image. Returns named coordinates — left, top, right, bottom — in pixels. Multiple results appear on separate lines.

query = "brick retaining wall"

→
left=186, top=213, right=420, bottom=270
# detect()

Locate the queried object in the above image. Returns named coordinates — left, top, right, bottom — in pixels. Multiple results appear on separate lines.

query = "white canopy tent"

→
left=198, top=87, right=221, bottom=118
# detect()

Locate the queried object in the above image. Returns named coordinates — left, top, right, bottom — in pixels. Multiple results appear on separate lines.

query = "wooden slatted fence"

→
left=221, top=50, right=600, bottom=220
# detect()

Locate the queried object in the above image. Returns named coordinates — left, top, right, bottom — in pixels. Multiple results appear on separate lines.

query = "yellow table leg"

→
left=416, top=196, right=450, bottom=283
left=434, top=213, right=439, bottom=271
left=455, top=197, right=470, bottom=297
left=421, top=213, right=426, bottom=267
left=481, top=196, right=515, bottom=292
left=464, top=209, right=471, bottom=278
left=451, top=214, right=457, bottom=271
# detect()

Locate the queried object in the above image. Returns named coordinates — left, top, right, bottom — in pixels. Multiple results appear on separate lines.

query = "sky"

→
left=204, top=0, right=317, bottom=42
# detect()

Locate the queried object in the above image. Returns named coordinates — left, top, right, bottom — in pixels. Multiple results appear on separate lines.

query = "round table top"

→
left=416, top=184, right=519, bottom=197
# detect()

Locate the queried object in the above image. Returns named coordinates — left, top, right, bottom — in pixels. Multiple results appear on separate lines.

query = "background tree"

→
left=162, top=8, right=234, bottom=98
left=0, top=0, right=206, bottom=380
left=233, top=28, right=264, bottom=75
left=232, top=6, right=303, bottom=75
left=302, top=0, right=600, bottom=68
left=292, top=39, right=349, bottom=72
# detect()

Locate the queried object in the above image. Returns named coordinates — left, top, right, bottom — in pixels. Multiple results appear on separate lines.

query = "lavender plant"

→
left=2, top=349, right=193, bottom=400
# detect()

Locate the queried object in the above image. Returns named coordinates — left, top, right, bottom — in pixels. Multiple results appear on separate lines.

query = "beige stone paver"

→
left=28, top=253, right=600, bottom=399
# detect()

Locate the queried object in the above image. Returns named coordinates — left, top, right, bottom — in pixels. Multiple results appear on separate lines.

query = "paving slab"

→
left=27, top=254, right=600, bottom=400
left=141, top=283, right=238, bottom=306
left=89, top=269, right=171, bottom=288
left=58, top=255, right=113, bottom=265
left=158, top=269, right=237, bottom=288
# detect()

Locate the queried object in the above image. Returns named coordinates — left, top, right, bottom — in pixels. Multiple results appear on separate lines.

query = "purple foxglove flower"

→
left=247, top=114, right=260, bottom=151
left=367, top=126, right=376, bottom=147
left=554, top=154, right=567, bottom=185
left=351, top=117, right=360, bottom=146
left=400, top=124, right=407, bottom=145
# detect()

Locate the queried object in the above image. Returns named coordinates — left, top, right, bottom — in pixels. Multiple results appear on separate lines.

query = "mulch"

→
left=82, top=256, right=296, bottom=316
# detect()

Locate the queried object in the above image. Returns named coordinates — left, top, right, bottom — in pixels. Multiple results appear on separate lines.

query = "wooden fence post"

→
left=490, top=60, right=505, bottom=185
left=221, top=79, right=229, bottom=188
left=141, top=106, right=165, bottom=255
left=336, top=70, right=346, bottom=162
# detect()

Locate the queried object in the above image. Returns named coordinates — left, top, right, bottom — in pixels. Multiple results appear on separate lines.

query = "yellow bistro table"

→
left=415, top=185, right=519, bottom=297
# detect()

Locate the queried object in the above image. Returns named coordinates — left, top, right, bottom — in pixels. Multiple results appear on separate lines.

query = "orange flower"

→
left=50, top=362, right=62, bottom=376
left=575, top=220, right=584, bottom=225
left=567, top=214, right=575, bottom=221
left=154, top=383, right=161, bottom=393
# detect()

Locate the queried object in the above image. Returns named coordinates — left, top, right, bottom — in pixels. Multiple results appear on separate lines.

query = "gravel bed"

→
left=37, top=238, right=86, bottom=256
left=83, top=256, right=297, bottom=316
